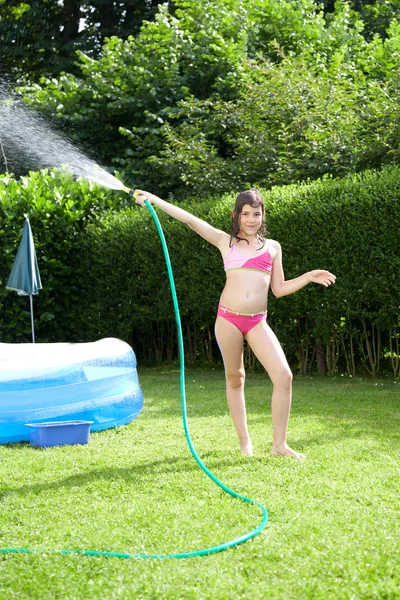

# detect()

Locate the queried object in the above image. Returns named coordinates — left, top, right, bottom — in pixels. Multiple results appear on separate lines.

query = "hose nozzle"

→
left=121, top=185, right=137, bottom=197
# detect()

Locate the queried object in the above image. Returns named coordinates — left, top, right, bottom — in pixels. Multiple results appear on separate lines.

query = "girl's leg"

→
left=215, top=316, right=253, bottom=456
left=246, top=321, right=305, bottom=460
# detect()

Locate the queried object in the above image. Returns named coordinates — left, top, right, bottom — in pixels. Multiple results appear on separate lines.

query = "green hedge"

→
left=0, top=170, right=123, bottom=343
left=1, top=167, right=399, bottom=376
left=264, top=169, right=400, bottom=376
left=79, top=167, right=400, bottom=376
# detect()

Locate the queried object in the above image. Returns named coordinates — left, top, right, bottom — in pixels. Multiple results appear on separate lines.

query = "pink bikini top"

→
left=224, top=243, right=273, bottom=275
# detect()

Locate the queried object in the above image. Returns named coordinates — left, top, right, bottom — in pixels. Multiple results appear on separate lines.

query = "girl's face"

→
left=238, top=204, right=263, bottom=236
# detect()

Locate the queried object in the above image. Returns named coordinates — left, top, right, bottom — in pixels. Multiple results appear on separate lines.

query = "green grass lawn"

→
left=0, top=368, right=399, bottom=599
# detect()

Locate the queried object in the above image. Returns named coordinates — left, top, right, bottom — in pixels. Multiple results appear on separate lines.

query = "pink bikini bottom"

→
left=217, top=305, right=267, bottom=335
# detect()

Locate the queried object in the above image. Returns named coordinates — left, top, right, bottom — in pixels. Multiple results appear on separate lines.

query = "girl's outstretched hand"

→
left=309, top=270, right=336, bottom=287
left=133, top=189, right=159, bottom=206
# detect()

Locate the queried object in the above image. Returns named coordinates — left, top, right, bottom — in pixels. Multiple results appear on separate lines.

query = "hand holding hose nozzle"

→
left=121, top=186, right=151, bottom=207
left=119, top=186, right=140, bottom=209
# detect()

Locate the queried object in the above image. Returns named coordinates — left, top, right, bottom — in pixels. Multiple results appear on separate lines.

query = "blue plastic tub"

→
left=25, top=420, right=93, bottom=448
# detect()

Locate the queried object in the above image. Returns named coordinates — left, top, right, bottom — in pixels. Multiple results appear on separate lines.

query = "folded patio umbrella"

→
left=6, top=215, right=42, bottom=343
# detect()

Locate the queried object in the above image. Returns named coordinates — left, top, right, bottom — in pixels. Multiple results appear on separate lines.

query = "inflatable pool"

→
left=0, top=338, right=144, bottom=444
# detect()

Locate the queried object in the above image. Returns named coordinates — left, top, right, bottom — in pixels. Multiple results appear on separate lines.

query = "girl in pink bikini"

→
left=135, top=188, right=336, bottom=460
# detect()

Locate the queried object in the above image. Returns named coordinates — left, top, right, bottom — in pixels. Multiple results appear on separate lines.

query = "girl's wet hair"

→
left=229, top=188, right=267, bottom=248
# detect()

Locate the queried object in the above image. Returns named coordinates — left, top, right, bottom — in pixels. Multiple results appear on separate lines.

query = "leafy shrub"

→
left=1, top=166, right=399, bottom=376
left=0, top=170, right=122, bottom=342
left=81, top=166, right=400, bottom=375
left=17, top=1, right=400, bottom=198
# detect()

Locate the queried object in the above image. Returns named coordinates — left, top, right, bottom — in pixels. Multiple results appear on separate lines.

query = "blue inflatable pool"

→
left=0, top=338, right=144, bottom=444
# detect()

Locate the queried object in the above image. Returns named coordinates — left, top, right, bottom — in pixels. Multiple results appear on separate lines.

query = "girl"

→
left=134, top=188, right=336, bottom=460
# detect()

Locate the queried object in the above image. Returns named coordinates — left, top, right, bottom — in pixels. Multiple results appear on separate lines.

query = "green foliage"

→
left=353, top=0, right=400, bottom=41
left=0, top=0, right=66, bottom=78
left=18, top=1, right=252, bottom=185
left=152, top=17, right=400, bottom=195
left=264, top=167, right=400, bottom=375
left=246, top=0, right=327, bottom=59
left=0, top=0, right=165, bottom=80
left=81, top=166, right=399, bottom=375
left=17, top=0, right=400, bottom=198
left=75, top=195, right=225, bottom=362
left=0, top=169, right=122, bottom=343
left=1, top=163, right=398, bottom=377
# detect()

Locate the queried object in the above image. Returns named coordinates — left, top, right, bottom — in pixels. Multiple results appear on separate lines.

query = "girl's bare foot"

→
left=272, top=443, right=305, bottom=460
left=240, top=441, right=254, bottom=456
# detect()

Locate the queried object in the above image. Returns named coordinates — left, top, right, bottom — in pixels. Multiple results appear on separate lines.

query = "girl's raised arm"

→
left=134, top=190, right=229, bottom=249
left=270, top=241, right=336, bottom=297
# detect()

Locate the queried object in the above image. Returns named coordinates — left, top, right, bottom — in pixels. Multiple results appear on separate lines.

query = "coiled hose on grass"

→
left=0, top=197, right=268, bottom=560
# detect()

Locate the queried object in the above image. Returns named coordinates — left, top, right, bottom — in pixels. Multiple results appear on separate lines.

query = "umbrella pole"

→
left=29, top=294, right=35, bottom=343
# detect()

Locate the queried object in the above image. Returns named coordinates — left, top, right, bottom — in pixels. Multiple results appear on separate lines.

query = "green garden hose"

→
left=0, top=197, right=268, bottom=560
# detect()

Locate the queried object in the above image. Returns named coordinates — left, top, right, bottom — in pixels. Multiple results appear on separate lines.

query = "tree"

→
left=151, top=51, right=400, bottom=195
left=8, top=0, right=400, bottom=196
left=0, top=0, right=65, bottom=78
left=351, top=0, right=400, bottom=40
left=0, top=0, right=165, bottom=79
left=15, top=0, right=327, bottom=186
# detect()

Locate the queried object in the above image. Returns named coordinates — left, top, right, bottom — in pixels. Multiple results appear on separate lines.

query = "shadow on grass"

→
left=0, top=450, right=258, bottom=501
